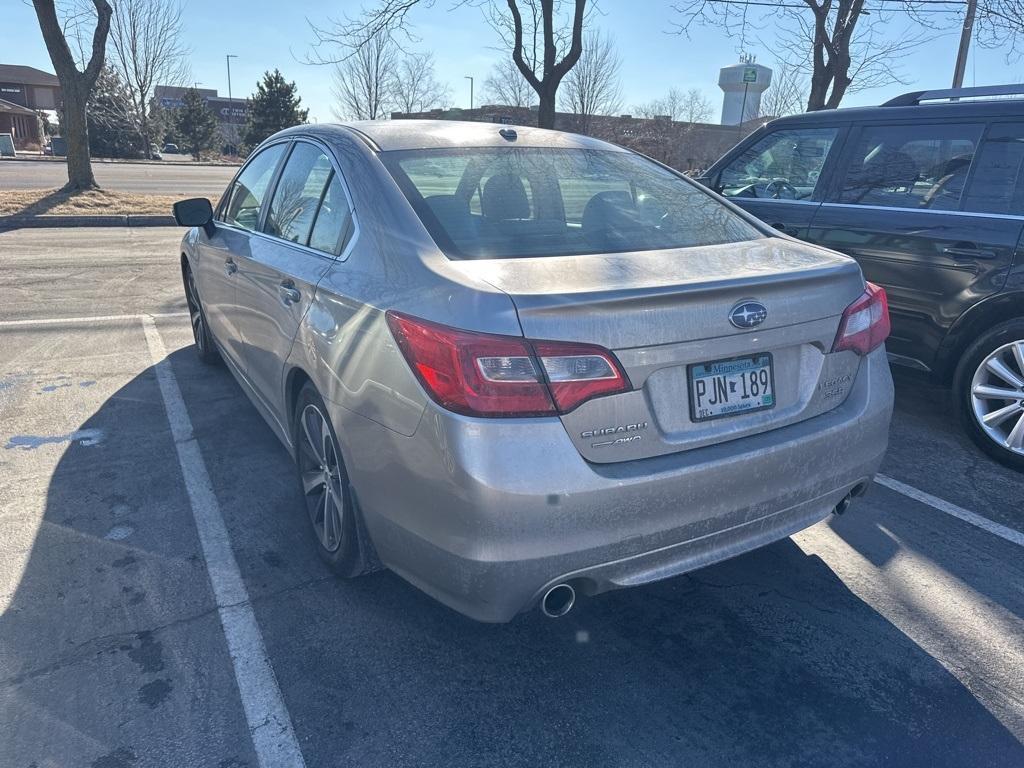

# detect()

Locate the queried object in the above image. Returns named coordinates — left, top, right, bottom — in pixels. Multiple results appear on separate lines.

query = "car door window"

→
left=960, top=123, right=1024, bottom=215
left=717, top=128, right=838, bottom=200
left=838, top=123, right=983, bottom=210
left=308, top=171, right=354, bottom=254
left=222, top=143, right=287, bottom=230
left=266, top=143, right=333, bottom=244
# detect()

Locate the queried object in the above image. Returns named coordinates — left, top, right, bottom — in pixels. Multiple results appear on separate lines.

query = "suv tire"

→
left=953, top=318, right=1024, bottom=471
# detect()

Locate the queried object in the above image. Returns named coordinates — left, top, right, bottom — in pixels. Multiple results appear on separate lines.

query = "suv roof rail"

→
left=883, top=83, right=1024, bottom=107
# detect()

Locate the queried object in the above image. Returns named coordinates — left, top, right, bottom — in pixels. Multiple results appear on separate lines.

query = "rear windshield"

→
left=381, top=147, right=763, bottom=260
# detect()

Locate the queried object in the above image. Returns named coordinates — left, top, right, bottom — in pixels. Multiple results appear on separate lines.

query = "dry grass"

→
left=0, top=188, right=189, bottom=217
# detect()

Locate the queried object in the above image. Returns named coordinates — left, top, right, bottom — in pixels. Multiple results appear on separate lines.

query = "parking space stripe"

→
left=140, top=317, right=306, bottom=768
left=0, top=312, right=188, bottom=328
left=876, top=473, right=1024, bottom=548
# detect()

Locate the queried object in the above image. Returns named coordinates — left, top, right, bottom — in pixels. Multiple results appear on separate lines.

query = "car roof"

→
left=298, top=120, right=629, bottom=153
left=762, top=98, right=1024, bottom=129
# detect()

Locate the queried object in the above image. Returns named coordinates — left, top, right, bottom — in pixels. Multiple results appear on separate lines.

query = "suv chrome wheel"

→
left=970, top=340, right=1024, bottom=455
left=298, top=403, right=347, bottom=553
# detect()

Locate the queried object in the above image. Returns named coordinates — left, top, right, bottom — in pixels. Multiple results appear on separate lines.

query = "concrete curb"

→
left=0, top=156, right=240, bottom=168
left=0, top=214, right=177, bottom=230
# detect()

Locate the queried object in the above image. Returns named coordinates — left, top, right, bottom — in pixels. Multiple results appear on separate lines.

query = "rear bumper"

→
left=336, top=348, right=893, bottom=622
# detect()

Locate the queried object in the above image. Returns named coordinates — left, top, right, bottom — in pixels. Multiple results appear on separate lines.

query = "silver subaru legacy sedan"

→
left=173, top=120, right=894, bottom=622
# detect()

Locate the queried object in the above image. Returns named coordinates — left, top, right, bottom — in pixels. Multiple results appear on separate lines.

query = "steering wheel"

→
left=763, top=179, right=799, bottom=200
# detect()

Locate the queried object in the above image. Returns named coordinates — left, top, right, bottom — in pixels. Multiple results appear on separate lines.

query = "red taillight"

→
left=386, top=311, right=630, bottom=417
left=532, top=340, right=629, bottom=412
left=832, top=282, right=891, bottom=356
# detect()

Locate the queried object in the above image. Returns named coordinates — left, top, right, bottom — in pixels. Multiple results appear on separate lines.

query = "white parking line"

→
left=0, top=312, right=188, bottom=328
left=140, top=316, right=306, bottom=768
left=876, top=473, right=1024, bottom=548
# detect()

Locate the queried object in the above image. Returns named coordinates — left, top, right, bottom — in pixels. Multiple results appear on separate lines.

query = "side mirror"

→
left=173, top=197, right=215, bottom=236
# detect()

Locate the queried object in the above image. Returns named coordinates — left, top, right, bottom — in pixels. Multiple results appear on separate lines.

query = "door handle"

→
left=770, top=222, right=787, bottom=232
left=278, top=281, right=301, bottom=305
left=942, top=244, right=997, bottom=260
left=224, top=259, right=237, bottom=275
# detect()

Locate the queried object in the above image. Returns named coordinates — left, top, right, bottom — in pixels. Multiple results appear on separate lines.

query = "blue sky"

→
left=7, top=0, right=1022, bottom=123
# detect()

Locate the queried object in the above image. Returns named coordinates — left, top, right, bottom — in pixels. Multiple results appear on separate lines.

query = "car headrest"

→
left=481, top=174, right=530, bottom=220
left=859, top=148, right=919, bottom=189
left=581, top=190, right=636, bottom=248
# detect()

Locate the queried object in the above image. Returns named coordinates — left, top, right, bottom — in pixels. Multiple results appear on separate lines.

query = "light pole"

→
left=465, top=76, right=474, bottom=112
left=226, top=55, right=238, bottom=109
left=225, top=54, right=238, bottom=149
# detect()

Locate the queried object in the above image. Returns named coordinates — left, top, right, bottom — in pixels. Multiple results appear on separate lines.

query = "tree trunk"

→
left=537, top=88, right=557, bottom=128
left=31, top=0, right=111, bottom=191
left=61, top=82, right=97, bottom=190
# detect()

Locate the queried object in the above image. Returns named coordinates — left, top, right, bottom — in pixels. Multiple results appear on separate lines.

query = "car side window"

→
left=222, top=143, right=287, bottom=230
left=717, top=128, right=838, bottom=200
left=960, top=123, right=1024, bottom=216
left=266, top=143, right=333, bottom=244
left=308, top=171, right=354, bottom=255
left=837, top=123, right=983, bottom=210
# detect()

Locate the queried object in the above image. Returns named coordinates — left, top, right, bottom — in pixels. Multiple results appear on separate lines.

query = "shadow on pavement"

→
left=3, top=345, right=1022, bottom=767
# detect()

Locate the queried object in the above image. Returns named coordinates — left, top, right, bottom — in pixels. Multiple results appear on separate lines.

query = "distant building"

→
left=0, top=64, right=61, bottom=150
left=154, top=85, right=250, bottom=140
left=391, top=105, right=765, bottom=172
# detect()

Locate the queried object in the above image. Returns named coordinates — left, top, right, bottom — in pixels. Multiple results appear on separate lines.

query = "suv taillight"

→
left=386, top=311, right=630, bottom=417
left=832, top=282, right=891, bottom=356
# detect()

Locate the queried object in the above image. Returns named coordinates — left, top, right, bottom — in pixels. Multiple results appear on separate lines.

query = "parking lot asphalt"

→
left=0, top=160, right=237, bottom=196
left=1, top=227, right=1022, bottom=768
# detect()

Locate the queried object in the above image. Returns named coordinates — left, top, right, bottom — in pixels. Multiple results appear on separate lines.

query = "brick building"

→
left=0, top=64, right=61, bottom=150
left=390, top=105, right=767, bottom=173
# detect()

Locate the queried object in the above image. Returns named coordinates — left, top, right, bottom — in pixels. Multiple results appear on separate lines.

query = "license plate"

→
left=688, top=353, right=775, bottom=422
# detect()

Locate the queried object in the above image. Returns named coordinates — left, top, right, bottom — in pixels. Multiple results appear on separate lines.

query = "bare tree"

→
left=633, top=87, right=711, bottom=123
left=759, top=59, right=808, bottom=118
left=32, top=0, right=112, bottom=190
left=559, top=28, right=622, bottom=133
left=107, top=0, right=189, bottom=158
left=677, top=87, right=712, bottom=122
left=331, top=32, right=397, bottom=120
left=483, top=56, right=536, bottom=107
left=671, top=0, right=937, bottom=110
left=310, top=0, right=590, bottom=129
left=392, top=52, right=451, bottom=113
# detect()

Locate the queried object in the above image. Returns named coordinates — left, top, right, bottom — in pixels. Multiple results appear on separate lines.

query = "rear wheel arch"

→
left=936, top=291, right=1024, bottom=382
left=285, top=366, right=314, bottom=443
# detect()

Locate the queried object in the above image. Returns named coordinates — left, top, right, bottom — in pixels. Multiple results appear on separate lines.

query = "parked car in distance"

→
left=702, top=84, right=1024, bottom=470
left=162, top=142, right=179, bottom=154
left=173, top=120, right=893, bottom=621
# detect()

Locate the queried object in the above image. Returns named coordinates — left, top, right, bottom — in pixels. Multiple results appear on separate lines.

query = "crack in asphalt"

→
left=0, top=573, right=334, bottom=689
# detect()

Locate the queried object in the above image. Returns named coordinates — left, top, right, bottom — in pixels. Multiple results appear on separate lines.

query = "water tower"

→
left=719, top=54, right=772, bottom=125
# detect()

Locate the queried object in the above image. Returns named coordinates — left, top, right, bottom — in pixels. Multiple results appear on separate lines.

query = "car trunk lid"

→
left=451, top=237, right=867, bottom=462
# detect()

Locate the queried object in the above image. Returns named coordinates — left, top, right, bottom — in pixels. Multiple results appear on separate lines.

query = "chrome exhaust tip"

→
left=540, top=584, right=576, bottom=618
left=833, top=493, right=853, bottom=515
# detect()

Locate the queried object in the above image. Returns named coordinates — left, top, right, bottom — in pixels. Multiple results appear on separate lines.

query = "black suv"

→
left=702, top=84, right=1024, bottom=470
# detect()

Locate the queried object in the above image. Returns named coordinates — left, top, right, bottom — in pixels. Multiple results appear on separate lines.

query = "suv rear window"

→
left=382, top=148, right=762, bottom=260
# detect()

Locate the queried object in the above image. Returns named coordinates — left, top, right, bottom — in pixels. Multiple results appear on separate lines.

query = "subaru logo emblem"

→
left=729, top=301, right=768, bottom=329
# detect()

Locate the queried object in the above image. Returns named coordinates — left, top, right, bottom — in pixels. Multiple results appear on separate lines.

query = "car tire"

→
left=293, top=382, right=377, bottom=577
left=183, top=266, right=220, bottom=365
left=953, top=318, right=1024, bottom=471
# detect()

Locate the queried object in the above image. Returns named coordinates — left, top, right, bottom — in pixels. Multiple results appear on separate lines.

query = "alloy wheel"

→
left=970, top=340, right=1024, bottom=456
left=185, top=271, right=206, bottom=354
left=298, top=404, right=346, bottom=553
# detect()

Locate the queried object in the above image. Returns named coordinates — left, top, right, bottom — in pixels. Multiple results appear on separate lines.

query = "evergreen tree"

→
left=86, top=66, right=145, bottom=159
left=243, top=69, right=308, bottom=151
left=174, top=88, right=219, bottom=160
